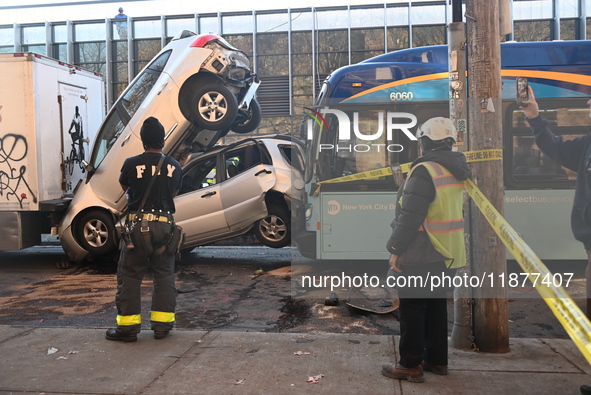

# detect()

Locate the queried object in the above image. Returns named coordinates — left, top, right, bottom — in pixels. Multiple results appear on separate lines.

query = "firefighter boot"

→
left=105, top=328, right=139, bottom=342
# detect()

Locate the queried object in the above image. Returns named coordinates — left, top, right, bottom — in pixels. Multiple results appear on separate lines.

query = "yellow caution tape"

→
left=316, top=167, right=393, bottom=184
left=312, top=167, right=393, bottom=196
left=400, top=149, right=502, bottom=173
left=464, top=178, right=591, bottom=365
left=312, top=149, right=503, bottom=196
left=464, top=149, right=503, bottom=163
left=397, top=149, right=502, bottom=173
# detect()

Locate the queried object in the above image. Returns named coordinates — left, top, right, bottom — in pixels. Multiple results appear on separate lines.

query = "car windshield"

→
left=88, top=110, right=126, bottom=171
left=88, top=50, right=172, bottom=171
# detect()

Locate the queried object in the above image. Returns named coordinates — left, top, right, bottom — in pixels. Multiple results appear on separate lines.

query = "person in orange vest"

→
left=382, top=117, right=470, bottom=383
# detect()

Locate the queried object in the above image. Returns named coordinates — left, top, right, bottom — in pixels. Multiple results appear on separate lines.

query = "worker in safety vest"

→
left=382, top=117, right=471, bottom=383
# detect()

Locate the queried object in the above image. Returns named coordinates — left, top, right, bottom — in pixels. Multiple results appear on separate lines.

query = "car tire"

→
left=232, top=98, right=262, bottom=134
left=191, top=83, right=238, bottom=130
left=253, top=204, right=291, bottom=248
left=74, top=210, right=118, bottom=256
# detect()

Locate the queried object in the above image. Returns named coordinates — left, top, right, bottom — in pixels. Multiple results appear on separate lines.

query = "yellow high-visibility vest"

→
left=404, top=161, right=466, bottom=269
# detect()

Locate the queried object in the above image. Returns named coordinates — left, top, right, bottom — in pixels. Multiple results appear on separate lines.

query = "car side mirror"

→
left=82, top=160, right=93, bottom=173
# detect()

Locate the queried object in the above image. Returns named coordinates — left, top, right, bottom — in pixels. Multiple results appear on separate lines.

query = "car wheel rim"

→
left=83, top=219, right=109, bottom=248
left=198, top=91, right=228, bottom=122
left=259, top=215, right=287, bottom=242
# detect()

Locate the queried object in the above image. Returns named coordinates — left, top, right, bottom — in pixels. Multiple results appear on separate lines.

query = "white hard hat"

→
left=415, top=117, right=457, bottom=142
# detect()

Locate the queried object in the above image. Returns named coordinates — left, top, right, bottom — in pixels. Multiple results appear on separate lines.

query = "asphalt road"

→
left=0, top=243, right=586, bottom=340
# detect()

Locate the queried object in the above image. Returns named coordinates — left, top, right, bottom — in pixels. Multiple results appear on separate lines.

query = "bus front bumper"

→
left=294, top=230, right=316, bottom=259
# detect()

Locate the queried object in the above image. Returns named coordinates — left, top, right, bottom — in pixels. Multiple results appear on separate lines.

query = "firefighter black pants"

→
left=115, top=220, right=176, bottom=334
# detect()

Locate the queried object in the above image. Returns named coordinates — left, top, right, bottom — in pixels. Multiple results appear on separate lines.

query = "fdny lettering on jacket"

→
left=135, top=164, right=177, bottom=178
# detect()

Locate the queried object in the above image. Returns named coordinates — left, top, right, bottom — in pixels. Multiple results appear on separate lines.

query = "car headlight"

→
left=229, top=67, right=246, bottom=80
left=305, top=204, right=313, bottom=221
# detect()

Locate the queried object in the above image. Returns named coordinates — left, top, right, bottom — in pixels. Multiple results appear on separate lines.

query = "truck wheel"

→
left=232, top=99, right=262, bottom=134
left=75, top=210, right=117, bottom=256
left=191, top=83, right=238, bottom=130
left=253, top=204, right=291, bottom=248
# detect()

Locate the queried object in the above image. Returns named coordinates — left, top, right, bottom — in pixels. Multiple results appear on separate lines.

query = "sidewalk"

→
left=0, top=325, right=589, bottom=394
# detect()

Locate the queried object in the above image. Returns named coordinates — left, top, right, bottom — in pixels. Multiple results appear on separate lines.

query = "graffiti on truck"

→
left=0, top=106, right=37, bottom=208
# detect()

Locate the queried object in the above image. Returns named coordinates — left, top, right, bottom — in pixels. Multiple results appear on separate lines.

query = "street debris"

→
left=56, top=356, right=68, bottom=360
left=293, top=351, right=310, bottom=356
left=324, top=292, right=339, bottom=306
left=47, top=347, right=59, bottom=355
left=307, top=374, right=324, bottom=384
left=56, top=260, right=71, bottom=269
left=234, top=379, right=245, bottom=385
left=69, top=350, right=79, bottom=354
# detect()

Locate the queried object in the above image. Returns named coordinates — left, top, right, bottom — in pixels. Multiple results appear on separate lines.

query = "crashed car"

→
left=59, top=30, right=263, bottom=262
left=176, top=136, right=305, bottom=251
left=60, top=134, right=305, bottom=262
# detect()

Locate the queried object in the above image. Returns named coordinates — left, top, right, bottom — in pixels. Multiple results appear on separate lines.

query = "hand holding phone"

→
left=517, top=77, right=529, bottom=107
left=518, top=85, right=540, bottom=119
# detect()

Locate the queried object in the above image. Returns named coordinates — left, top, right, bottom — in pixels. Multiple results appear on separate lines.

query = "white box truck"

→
left=0, top=52, right=105, bottom=250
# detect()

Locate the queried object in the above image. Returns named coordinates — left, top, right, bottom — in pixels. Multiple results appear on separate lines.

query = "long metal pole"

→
left=448, top=0, right=473, bottom=351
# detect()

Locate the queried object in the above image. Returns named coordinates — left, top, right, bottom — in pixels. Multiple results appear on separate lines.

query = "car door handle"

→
left=121, top=134, right=131, bottom=147
left=255, top=169, right=272, bottom=176
left=201, top=191, right=217, bottom=198
left=157, top=82, right=168, bottom=95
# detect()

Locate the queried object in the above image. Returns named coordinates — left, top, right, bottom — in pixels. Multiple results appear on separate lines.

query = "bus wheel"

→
left=75, top=210, right=117, bottom=256
left=253, top=204, right=291, bottom=248
left=191, top=83, right=238, bottom=130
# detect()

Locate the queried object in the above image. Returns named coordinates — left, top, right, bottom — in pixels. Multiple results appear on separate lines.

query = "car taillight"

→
left=190, top=34, right=222, bottom=48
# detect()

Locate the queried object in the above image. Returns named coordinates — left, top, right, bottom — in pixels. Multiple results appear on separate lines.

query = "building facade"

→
left=0, top=0, right=589, bottom=135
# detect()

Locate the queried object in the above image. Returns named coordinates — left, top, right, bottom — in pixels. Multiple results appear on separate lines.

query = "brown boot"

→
left=381, top=363, right=424, bottom=383
left=422, top=361, right=448, bottom=375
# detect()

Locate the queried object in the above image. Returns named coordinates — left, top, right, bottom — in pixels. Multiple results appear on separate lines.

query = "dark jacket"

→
left=527, top=115, right=591, bottom=250
left=386, top=150, right=471, bottom=255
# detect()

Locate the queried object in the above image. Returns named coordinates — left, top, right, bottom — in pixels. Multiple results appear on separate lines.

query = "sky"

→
left=0, top=0, right=423, bottom=25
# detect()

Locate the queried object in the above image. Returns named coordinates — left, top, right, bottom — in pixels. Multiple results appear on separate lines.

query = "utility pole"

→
left=465, top=0, right=510, bottom=352
left=448, top=0, right=472, bottom=351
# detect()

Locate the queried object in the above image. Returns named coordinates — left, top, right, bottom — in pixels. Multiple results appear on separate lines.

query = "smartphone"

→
left=516, top=77, right=529, bottom=100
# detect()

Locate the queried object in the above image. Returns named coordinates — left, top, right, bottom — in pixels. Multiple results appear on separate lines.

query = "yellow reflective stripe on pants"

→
left=151, top=311, right=175, bottom=322
left=117, top=314, right=141, bottom=326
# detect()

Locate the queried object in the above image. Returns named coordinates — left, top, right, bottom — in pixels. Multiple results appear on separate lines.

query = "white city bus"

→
left=295, top=40, right=591, bottom=261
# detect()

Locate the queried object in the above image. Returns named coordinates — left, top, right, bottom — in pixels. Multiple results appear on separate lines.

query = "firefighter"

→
left=105, top=116, right=182, bottom=342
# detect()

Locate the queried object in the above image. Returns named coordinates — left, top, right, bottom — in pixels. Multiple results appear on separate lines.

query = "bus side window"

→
left=512, top=136, right=540, bottom=175
left=509, top=105, right=588, bottom=188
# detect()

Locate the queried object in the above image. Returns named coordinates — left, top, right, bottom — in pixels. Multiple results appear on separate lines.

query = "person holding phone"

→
left=519, top=87, right=591, bottom=395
